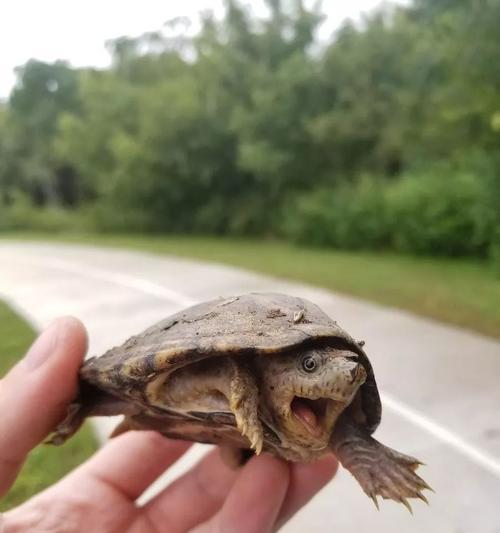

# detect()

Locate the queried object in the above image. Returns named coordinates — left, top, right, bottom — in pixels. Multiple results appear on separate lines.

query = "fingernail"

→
left=23, top=320, right=62, bottom=370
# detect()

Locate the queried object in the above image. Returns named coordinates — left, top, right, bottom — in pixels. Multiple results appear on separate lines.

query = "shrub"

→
left=282, top=170, right=495, bottom=258
left=281, top=176, right=391, bottom=250
left=0, top=195, right=93, bottom=233
left=385, top=171, right=494, bottom=257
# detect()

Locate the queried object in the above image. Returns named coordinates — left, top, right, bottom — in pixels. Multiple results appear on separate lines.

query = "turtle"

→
left=50, top=292, right=431, bottom=511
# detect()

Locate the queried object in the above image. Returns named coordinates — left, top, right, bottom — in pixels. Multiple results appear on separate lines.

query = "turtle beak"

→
left=336, top=356, right=367, bottom=389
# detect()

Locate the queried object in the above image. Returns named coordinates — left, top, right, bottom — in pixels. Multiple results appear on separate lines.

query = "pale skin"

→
left=0, top=317, right=338, bottom=533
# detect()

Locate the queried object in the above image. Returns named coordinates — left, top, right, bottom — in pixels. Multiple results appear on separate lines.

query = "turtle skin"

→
left=50, top=293, right=431, bottom=511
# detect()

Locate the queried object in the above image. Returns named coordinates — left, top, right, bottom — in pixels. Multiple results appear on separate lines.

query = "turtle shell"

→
left=81, top=292, right=381, bottom=434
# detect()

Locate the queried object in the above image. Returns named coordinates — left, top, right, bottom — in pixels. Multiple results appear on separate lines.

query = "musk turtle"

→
left=51, top=293, right=430, bottom=510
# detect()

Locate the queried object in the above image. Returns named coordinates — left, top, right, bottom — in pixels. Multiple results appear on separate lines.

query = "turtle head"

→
left=259, top=347, right=367, bottom=448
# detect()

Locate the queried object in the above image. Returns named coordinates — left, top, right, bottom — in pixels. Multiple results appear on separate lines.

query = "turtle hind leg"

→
left=47, top=384, right=137, bottom=445
left=46, top=401, right=86, bottom=445
left=332, top=423, right=432, bottom=512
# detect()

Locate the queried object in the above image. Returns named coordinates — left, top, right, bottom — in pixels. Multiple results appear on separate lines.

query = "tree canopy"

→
left=0, top=0, right=498, bottom=258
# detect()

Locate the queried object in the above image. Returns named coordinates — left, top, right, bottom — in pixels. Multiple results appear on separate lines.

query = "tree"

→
left=5, top=60, right=80, bottom=206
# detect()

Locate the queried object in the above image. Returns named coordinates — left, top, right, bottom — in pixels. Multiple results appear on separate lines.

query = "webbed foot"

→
left=332, top=424, right=432, bottom=511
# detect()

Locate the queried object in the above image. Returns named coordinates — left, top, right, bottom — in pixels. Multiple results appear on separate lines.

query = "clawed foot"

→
left=342, top=438, right=432, bottom=512
left=234, top=408, right=264, bottom=455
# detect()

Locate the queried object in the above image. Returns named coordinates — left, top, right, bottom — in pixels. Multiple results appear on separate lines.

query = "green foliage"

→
left=284, top=170, right=495, bottom=257
left=1, top=0, right=499, bottom=261
left=0, top=193, right=92, bottom=233
left=10, top=60, right=80, bottom=138
left=282, top=177, right=390, bottom=249
left=1, top=60, right=81, bottom=207
left=386, top=171, right=493, bottom=256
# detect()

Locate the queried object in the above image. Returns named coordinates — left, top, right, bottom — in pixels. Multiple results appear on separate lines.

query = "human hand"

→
left=0, top=318, right=338, bottom=532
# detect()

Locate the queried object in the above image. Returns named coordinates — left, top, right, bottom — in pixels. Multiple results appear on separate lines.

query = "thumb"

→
left=0, top=317, right=87, bottom=497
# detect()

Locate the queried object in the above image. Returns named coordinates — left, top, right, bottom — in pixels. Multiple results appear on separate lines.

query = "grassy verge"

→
left=1, top=232, right=499, bottom=340
left=0, top=300, right=98, bottom=511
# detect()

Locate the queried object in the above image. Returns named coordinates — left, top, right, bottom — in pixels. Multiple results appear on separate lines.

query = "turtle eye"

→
left=302, top=355, right=318, bottom=373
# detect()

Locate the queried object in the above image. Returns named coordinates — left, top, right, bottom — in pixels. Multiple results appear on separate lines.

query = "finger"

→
left=192, top=454, right=290, bottom=533
left=62, top=431, right=191, bottom=501
left=276, top=454, right=338, bottom=529
left=143, top=447, right=239, bottom=532
left=0, top=317, right=87, bottom=496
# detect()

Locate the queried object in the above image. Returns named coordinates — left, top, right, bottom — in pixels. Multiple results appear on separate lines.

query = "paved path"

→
left=0, top=241, right=499, bottom=533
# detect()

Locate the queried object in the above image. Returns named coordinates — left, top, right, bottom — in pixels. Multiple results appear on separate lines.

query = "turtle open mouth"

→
left=291, top=396, right=334, bottom=437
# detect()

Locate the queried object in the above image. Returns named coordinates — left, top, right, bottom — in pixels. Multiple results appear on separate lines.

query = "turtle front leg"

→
left=159, top=357, right=264, bottom=456
left=331, top=421, right=432, bottom=512
left=228, top=359, right=264, bottom=455
left=48, top=384, right=138, bottom=445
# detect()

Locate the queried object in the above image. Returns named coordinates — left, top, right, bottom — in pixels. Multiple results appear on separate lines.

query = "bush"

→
left=281, top=177, right=392, bottom=250
left=282, top=170, right=495, bottom=257
left=0, top=196, right=93, bottom=233
left=490, top=229, right=500, bottom=276
left=386, top=171, right=494, bottom=257
left=1, top=167, right=496, bottom=264
left=87, top=201, right=158, bottom=233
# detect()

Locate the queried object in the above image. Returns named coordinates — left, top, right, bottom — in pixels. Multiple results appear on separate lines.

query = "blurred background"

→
left=1, top=0, right=500, bottom=529
left=0, top=0, right=499, bottom=262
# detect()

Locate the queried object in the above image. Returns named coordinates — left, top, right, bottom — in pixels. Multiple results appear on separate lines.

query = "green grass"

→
left=0, top=300, right=98, bottom=511
left=2, top=232, right=499, bottom=340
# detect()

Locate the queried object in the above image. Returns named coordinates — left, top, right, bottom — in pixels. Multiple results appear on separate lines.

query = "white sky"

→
left=0, top=0, right=404, bottom=99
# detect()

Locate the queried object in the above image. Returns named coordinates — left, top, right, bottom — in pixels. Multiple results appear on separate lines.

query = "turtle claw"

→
left=235, top=412, right=263, bottom=455
left=399, top=497, right=413, bottom=514
left=252, top=434, right=264, bottom=455
left=418, top=478, right=435, bottom=493
left=244, top=426, right=263, bottom=455
left=416, top=491, right=429, bottom=505
left=369, top=493, right=379, bottom=510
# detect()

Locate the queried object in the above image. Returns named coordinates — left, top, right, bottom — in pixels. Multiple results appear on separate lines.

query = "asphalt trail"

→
left=1, top=241, right=499, bottom=533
